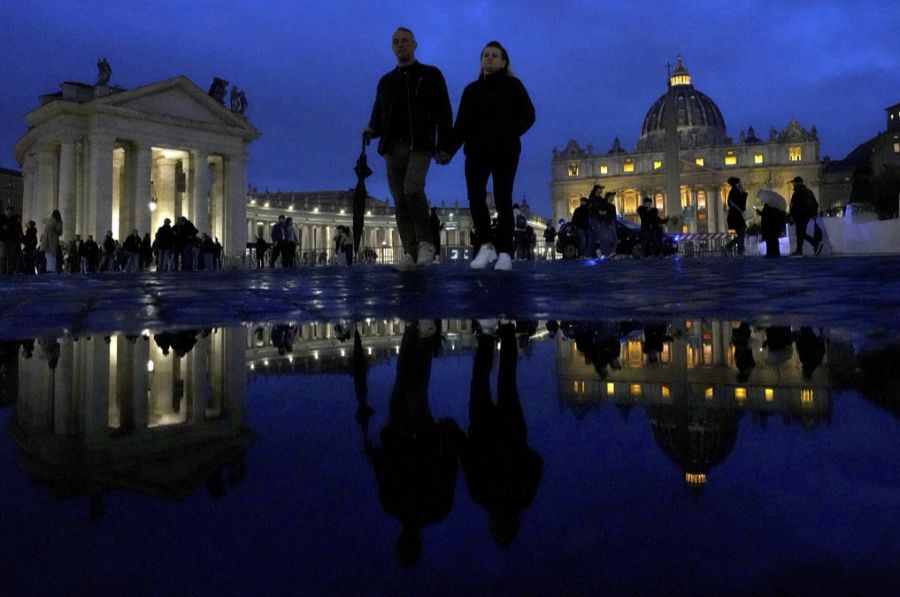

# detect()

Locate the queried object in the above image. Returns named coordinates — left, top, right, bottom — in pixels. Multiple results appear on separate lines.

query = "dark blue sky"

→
left=3, top=0, right=899, bottom=216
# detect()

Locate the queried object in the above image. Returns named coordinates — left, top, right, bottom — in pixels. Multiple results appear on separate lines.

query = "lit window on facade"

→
left=653, top=160, right=662, bottom=170
left=567, top=163, right=580, bottom=176
left=606, top=382, right=615, bottom=396
left=764, top=388, right=774, bottom=402
left=702, top=343, right=713, bottom=365
left=695, top=157, right=704, bottom=166
left=573, top=380, right=585, bottom=395
left=600, top=164, right=609, bottom=174
left=893, top=139, right=899, bottom=153
left=661, top=344, right=671, bottom=363
left=661, top=386, right=670, bottom=399
left=704, top=387, right=714, bottom=400
left=623, top=159, right=635, bottom=173
left=724, top=151, right=737, bottom=166
left=686, top=345, right=697, bottom=368
left=627, top=340, right=643, bottom=367
left=788, top=146, right=802, bottom=162
left=623, top=191, right=638, bottom=214
left=801, top=388, right=814, bottom=404
left=734, top=387, right=747, bottom=401
left=754, top=153, right=764, bottom=164
left=697, top=191, right=707, bottom=209
left=680, top=186, right=691, bottom=207
left=630, top=384, right=642, bottom=397
left=654, top=193, right=665, bottom=210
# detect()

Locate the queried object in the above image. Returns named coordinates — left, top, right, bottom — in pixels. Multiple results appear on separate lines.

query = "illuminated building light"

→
left=147, top=360, right=154, bottom=373
left=599, top=165, right=608, bottom=174
left=789, top=146, right=802, bottom=162
left=630, top=384, right=641, bottom=396
left=724, top=151, right=737, bottom=166
left=684, top=472, right=707, bottom=486
left=695, top=157, right=704, bottom=166
left=313, top=351, right=319, bottom=360
left=765, top=388, right=774, bottom=402
left=754, top=153, right=764, bottom=164
left=734, top=387, right=747, bottom=401
left=340, top=349, right=345, bottom=357
left=801, top=389, right=814, bottom=404
left=653, top=160, right=662, bottom=170
left=704, top=387, right=714, bottom=400
left=312, top=207, right=319, bottom=213
left=567, top=163, right=579, bottom=176
left=606, top=382, right=615, bottom=396
left=249, top=363, right=255, bottom=370
left=264, top=201, right=271, bottom=208
left=661, top=386, right=670, bottom=399
left=623, top=159, right=634, bottom=173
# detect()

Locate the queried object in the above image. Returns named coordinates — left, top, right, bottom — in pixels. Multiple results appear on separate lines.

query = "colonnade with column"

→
left=20, top=139, right=248, bottom=259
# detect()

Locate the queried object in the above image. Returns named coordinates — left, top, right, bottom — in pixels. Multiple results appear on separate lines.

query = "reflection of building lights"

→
left=764, top=388, right=774, bottom=401
left=684, top=472, right=707, bottom=486
left=263, top=360, right=269, bottom=366
left=250, top=363, right=255, bottom=370
left=606, top=382, right=615, bottom=395
left=704, top=387, right=714, bottom=399
left=340, top=349, right=345, bottom=357
left=630, top=384, right=641, bottom=396
left=367, top=347, right=373, bottom=355
left=661, top=385, right=670, bottom=399
left=734, top=387, right=747, bottom=401
left=147, top=360, right=154, bottom=372
left=801, top=388, right=814, bottom=404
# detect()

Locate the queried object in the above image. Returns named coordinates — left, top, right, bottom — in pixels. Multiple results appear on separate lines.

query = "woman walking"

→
left=449, top=41, right=535, bottom=271
left=40, top=209, right=63, bottom=273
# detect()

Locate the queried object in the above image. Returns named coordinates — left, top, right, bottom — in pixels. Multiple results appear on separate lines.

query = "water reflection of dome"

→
left=637, top=55, right=729, bottom=152
left=648, top=398, right=739, bottom=494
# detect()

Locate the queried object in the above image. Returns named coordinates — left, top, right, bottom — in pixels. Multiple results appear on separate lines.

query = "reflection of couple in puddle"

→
left=359, top=320, right=542, bottom=567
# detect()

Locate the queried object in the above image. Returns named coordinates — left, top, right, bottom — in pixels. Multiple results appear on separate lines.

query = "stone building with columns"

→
left=551, top=57, right=821, bottom=233
left=13, top=73, right=259, bottom=261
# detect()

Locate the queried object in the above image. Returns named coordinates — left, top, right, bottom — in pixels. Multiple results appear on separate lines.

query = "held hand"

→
left=361, top=127, right=374, bottom=145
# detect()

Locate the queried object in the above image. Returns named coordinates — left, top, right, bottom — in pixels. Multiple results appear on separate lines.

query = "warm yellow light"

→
left=661, top=386, right=670, bottom=399
left=147, top=360, right=154, bottom=373
left=653, top=160, right=662, bottom=170
left=754, top=153, right=764, bottom=164
left=724, top=152, right=737, bottom=166
left=670, top=74, right=692, bottom=87
left=695, top=157, right=704, bottom=166
left=734, top=387, right=747, bottom=401
left=606, top=382, right=615, bottom=396
left=684, top=472, right=707, bottom=485
left=704, top=387, right=714, bottom=400
left=630, top=384, right=641, bottom=396
left=789, top=146, right=802, bottom=162
left=148, top=201, right=157, bottom=212
left=623, top=160, right=634, bottom=173
left=765, top=388, right=774, bottom=402
left=600, top=165, right=608, bottom=174
left=801, top=389, right=814, bottom=404
left=567, top=163, right=579, bottom=177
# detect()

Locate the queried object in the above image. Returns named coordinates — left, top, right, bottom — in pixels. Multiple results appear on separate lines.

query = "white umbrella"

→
left=756, top=189, right=786, bottom=212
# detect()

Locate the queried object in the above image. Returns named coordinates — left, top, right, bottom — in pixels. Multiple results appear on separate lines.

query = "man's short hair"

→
left=395, top=26, right=415, bottom=38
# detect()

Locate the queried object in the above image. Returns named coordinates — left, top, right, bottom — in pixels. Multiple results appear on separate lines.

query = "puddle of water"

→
left=1, top=319, right=899, bottom=593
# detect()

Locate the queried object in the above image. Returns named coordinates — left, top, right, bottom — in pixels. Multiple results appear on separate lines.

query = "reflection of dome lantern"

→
left=637, top=55, right=728, bottom=152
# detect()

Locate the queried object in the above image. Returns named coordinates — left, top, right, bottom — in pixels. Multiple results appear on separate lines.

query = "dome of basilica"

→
left=636, top=56, right=729, bottom=152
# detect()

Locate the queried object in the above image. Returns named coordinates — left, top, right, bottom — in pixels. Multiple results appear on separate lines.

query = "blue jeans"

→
left=384, top=146, right=432, bottom=256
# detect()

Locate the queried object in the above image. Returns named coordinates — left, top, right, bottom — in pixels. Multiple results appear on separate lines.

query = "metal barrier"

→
left=673, top=232, right=736, bottom=257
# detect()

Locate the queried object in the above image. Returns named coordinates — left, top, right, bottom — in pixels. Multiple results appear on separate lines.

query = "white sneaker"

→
left=416, top=241, right=436, bottom=266
left=470, top=243, right=497, bottom=269
left=393, top=253, right=416, bottom=272
left=494, top=252, right=513, bottom=271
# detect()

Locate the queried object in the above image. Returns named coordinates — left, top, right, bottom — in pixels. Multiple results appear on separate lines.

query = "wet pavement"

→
left=2, top=255, right=900, bottom=341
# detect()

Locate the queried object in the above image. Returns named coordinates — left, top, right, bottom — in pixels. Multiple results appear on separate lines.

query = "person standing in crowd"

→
left=756, top=191, right=787, bottom=258
left=173, top=216, right=199, bottom=270
left=255, top=234, right=269, bottom=269
left=82, top=234, right=100, bottom=272
left=572, top=197, right=591, bottom=258
left=200, top=233, right=216, bottom=270
left=282, top=217, right=297, bottom=267
left=154, top=218, right=174, bottom=271
left=430, top=207, right=443, bottom=262
left=364, top=27, right=453, bottom=272
left=67, top=234, right=83, bottom=273
left=722, top=176, right=748, bottom=256
left=270, top=214, right=285, bottom=267
left=40, top=209, right=63, bottom=274
left=637, top=196, right=669, bottom=257
left=123, top=229, right=141, bottom=272
left=100, top=231, right=117, bottom=272
left=789, top=176, right=821, bottom=255
left=450, top=40, right=535, bottom=271
left=591, top=191, right=618, bottom=257
left=22, top=220, right=37, bottom=274
left=542, top=221, right=556, bottom=259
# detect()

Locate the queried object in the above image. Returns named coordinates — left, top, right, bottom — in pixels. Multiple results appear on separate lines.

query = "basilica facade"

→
left=551, top=57, right=821, bottom=233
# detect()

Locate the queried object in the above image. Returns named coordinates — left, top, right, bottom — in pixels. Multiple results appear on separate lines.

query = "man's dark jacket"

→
left=368, top=61, right=453, bottom=156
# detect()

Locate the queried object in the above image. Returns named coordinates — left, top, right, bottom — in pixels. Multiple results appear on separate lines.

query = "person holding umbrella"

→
left=756, top=189, right=788, bottom=258
left=448, top=40, right=535, bottom=271
left=363, top=27, right=453, bottom=272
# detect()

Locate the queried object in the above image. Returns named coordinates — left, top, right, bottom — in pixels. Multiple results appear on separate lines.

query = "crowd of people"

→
left=0, top=207, right=224, bottom=275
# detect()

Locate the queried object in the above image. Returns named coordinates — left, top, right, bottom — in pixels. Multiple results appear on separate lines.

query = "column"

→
left=58, top=139, right=77, bottom=241
left=224, top=152, right=247, bottom=261
left=87, top=136, right=114, bottom=240
left=111, top=148, right=125, bottom=239
left=82, top=337, right=111, bottom=446
left=153, top=155, right=177, bottom=233
left=192, top=150, right=211, bottom=234
left=33, top=146, right=57, bottom=234
left=133, top=144, right=152, bottom=236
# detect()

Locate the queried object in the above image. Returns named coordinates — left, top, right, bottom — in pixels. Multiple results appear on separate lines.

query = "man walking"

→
left=789, top=176, right=821, bottom=255
left=363, top=27, right=453, bottom=271
left=270, top=214, right=285, bottom=268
